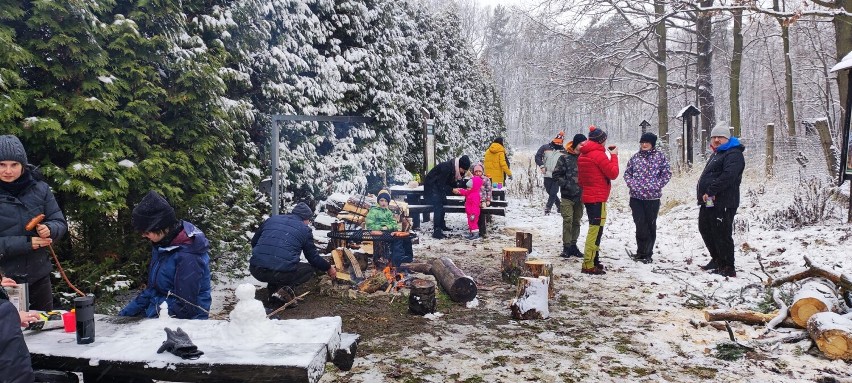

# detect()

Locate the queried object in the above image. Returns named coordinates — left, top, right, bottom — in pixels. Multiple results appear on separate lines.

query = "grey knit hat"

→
left=710, top=124, right=732, bottom=139
left=132, top=191, right=178, bottom=232
left=291, top=202, right=314, bottom=221
left=0, top=135, right=28, bottom=166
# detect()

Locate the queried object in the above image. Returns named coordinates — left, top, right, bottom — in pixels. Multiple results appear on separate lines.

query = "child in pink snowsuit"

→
left=454, top=163, right=485, bottom=240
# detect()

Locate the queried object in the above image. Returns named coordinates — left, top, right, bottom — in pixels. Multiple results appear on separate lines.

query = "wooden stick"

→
left=265, top=292, right=310, bottom=318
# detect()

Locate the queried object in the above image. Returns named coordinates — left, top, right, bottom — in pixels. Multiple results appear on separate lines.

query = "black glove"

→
left=157, top=327, right=204, bottom=360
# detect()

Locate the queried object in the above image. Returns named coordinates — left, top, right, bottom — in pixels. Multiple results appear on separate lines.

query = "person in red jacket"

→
left=577, top=126, right=619, bottom=275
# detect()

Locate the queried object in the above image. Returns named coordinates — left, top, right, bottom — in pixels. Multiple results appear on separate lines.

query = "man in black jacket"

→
left=423, top=155, right=471, bottom=239
left=697, top=125, right=745, bottom=278
left=249, top=202, right=336, bottom=306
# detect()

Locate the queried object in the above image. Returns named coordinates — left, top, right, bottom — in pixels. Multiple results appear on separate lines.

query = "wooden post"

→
left=331, top=221, right=346, bottom=251
left=515, top=232, right=532, bottom=253
left=524, top=259, right=554, bottom=298
left=765, top=123, right=775, bottom=178
left=408, top=279, right=437, bottom=315
left=501, top=247, right=528, bottom=284
left=815, top=119, right=838, bottom=180
left=430, top=257, right=477, bottom=303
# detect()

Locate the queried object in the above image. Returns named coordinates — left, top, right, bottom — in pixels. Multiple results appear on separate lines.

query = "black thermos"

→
left=74, top=296, right=95, bottom=344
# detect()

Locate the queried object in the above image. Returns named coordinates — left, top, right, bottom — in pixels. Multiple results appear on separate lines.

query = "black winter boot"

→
left=559, top=246, right=572, bottom=258
left=700, top=259, right=719, bottom=271
left=570, top=244, right=584, bottom=258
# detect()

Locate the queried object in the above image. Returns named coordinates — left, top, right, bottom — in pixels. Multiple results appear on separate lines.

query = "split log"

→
left=408, top=279, right=437, bottom=315
left=768, top=255, right=852, bottom=293
left=358, top=272, right=387, bottom=294
left=400, top=262, right=432, bottom=275
left=501, top=247, right=528, bottom=284
left=343, top=198, right=371, bottom=216
left=430, top=257, right=477, bottom=303
left=790, top=278, right=838, bottom=328
left=330, top=222, right=347, bottom=250
left=331, top=249, right=346, bottom=271
left=523, top=259, right=554, bottom=298
left=509, top=277, right=550, bottom=320
left=808, top=312, right=852, bottom=360
left=343, top=249, right=364, bottom=279
left=515, top=232, right=533, bottom=253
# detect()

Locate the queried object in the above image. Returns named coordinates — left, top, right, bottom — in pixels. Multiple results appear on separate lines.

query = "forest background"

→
left=0, top=0, right=849, bottom=305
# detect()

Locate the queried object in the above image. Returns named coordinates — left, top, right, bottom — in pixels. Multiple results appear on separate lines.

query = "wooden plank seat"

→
left=406, top=204, right=505, bottom=235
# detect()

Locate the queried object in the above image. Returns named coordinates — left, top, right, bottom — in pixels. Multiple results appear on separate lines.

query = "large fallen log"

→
left=509, top=277, right=549, bottom=320
left=807, top=311, right=852, bottom=360
left=703, top=308, right=798, bottom=328
left=430, top=257, right=477, bottom=303
left=790, top=278, right=838, bottom=328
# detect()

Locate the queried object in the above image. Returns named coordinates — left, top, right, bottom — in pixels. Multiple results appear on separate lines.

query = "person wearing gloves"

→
left=697, top=125, right=745, bottom=278
left=423, top=155, right=471, bottom=239
left=119, top=191, right=212, bottom=319
left=483, top=137, right=512, bottom=184
left=0, top=135, right=68, bottom=311
left=624, top=132, right=671, bottom=264
left=535, top=131, right=566, bottom=215
left=577, top=126, right=619, bottom=275
left=552, top=134, right=587, bottom=259
left=250, top=202, right=336, bottom=307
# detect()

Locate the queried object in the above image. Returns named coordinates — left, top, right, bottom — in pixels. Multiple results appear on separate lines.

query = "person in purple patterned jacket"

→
left=623, top=132, right=671, bottom=263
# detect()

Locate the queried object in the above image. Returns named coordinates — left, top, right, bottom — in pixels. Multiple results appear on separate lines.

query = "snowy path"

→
left=321, top=152, right=852, bottom=382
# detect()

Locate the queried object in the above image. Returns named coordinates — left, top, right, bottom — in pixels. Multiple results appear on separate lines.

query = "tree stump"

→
left=515, top=232, right=533, bottom=253
left=501, top=247, right=528, bottom=284
left=523, top=259, right=554, bottom=298
left=790, top=278, right=838, bottom=328
left=509, top=277, right=550, bottom=320
left=807, top=312, right=852, bottom=360
left=408, top=279, right=437, bottom=315
left=430, top=257, right=477, bottom=302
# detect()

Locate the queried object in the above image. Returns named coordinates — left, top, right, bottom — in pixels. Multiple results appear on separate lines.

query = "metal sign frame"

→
left=270, top=115, right=374, bottom=215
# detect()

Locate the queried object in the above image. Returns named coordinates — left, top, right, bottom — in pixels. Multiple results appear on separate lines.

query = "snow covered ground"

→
left=319, top=148, right=852, bottom=383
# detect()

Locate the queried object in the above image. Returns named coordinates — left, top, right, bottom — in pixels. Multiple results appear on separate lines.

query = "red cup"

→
left=62, top=312, right=76, bottom=333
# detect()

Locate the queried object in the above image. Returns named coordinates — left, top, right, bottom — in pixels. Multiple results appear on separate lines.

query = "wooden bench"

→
left=25, top=315, right=358, bottom=383
left=406, top=204, right=505, bottom=235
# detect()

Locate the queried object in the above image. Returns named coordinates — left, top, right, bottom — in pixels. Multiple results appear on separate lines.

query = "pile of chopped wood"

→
left=700, top=255, right=852, bottom=361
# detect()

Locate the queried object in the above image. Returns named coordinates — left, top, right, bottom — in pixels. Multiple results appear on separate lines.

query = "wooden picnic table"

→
left=389, top=185, right=507, bottom=235
left=25, top=314, right=358, bottom=383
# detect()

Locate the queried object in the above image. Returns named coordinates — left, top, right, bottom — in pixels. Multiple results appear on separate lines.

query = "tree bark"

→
left=408, top=278, right=437, bottom=315
left=655, top=0, right=669, bottom=143
left=510, top=277, right=549, bottom=320
left=523, top=259, right=554, bottom=298
left=430, top=257, right=477, bottom=303
left=790, top=278, right=838, bottom=328
left=729, top=7, right=743, bottom=136
left=696, top=0, right=716, bottom=151
left=501, top=247, right=528, bottom=284
left=515, top=232, right=532, bottom=253
left=808, top=311, right=852, bottom=360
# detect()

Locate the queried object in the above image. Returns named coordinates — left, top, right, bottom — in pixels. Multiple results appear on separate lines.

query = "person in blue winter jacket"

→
left=623, top=132, right=671, bottom=264
left=119, top=191, right=212, bottom=319
left=249, top=202, right=336, bottom=307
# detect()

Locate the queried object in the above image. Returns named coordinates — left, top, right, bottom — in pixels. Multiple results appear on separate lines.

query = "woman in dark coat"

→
left=0, top=135, right=67, bottom=311
left=423, top=155, right=471, bottom=239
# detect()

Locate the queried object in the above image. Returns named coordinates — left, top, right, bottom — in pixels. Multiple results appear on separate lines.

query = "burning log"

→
left=515, top=232, right=532, bottom=253
left=400, top=262, right=432, bottom=275
left=807, top=312, right=852, bottom=360
left=408, top=279, right=437, bottom=315
left=358, top=272, right=387, bottom=294
left=430, top=257, right=477, bottom=303
left=501, top=247, right=528, bottom=284
left=509, top=277, right=549, bottom=320
left=790, top=278, right=838, bottom=328
left=331, top=249, right=346, bottom=271
left=523, top=259, right=553, bottom=298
